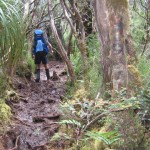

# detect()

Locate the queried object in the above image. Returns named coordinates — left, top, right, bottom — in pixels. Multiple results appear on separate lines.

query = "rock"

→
left=51, top=71, right=60, bottom=81
left=56, top=65, right=60, bottom=68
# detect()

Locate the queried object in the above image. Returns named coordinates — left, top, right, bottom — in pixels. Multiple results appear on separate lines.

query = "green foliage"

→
left=26, top=52, right=35, bottom=73
left=0, top=0, right=27, bottom=75
left=131, top=12, right=145, bottom=52
left=137, top=56, right=150, bottom=85
left=16, top=53, right=34, bottom=79
left=0, top=99, right=11, bottom=124
left=70, top=48, right=82, bottom=75
left=59, top=119, right=82, bottom=128
left=86, top=131, right=120, bottom=147
left=0, top=74, right=9, bottom=97
left=60, top=86, right=149, bottom=149
left=50, top=132, right=71, bottom=141
left=136, top=84, right=150, bottom=130
left=130, top=1, right=149, bottom=56
left=52, top=95, right=109, bottom=149
left=110, top=97, right=140, bottom=110
left=111, top=110, right=146, bottom=150
left=86, top=34, right=102, bottom=97
left=70, top=33, right=102, bottom=98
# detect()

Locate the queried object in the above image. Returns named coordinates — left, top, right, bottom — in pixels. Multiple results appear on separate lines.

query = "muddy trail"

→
left=3, top=61, right=67, bottom=150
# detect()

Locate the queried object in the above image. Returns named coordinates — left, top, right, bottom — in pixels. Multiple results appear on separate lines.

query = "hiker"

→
left=32, top=29, right=52, bottom=82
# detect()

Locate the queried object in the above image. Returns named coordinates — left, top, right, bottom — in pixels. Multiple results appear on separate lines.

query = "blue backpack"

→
left=33, top=29, right=49, bottom=55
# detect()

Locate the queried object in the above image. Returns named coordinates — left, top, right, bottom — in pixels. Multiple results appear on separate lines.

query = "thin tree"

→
left=61, top=0, right=89, bottom=75
left=47, top=0, right=76, bottom=84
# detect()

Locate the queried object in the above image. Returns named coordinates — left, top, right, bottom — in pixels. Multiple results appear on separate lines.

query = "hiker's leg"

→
left=44, top=64, right=49, bottom=69
left=35, top=53, right=41, bottom=82
left=35, top=64, right=41, bottom=82
left=44, top=64, right=50, bottom=80
left=42, top=53, right=50, bottom=80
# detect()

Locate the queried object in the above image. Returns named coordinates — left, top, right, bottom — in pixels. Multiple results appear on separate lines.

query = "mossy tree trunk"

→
left=92, top=0, right=140, bottom=95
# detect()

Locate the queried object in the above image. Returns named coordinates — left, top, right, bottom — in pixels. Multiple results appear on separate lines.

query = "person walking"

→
left=32, top=29, right=52, bottom=82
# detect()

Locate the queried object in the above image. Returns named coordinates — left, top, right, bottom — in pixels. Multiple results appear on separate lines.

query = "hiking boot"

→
left=45, top=69, right=50, bottom=80
left=35, top=69, right=40, bottom=82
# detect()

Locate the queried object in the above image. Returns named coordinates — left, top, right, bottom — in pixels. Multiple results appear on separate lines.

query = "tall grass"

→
left=0, top=0, right=26, bottom=75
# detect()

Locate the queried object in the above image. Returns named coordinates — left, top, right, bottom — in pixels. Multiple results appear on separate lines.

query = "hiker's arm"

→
left=43, top=34, right=53, bottom=53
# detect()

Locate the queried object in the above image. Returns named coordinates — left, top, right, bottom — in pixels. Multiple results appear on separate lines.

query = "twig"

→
left=8, top=135, right=20, bottom=150
left=133, top=0, right=150, bottom=24
left=82, top=111, right=109, bottom=132
left=83, top=108, right=129, bottom=132
left=63, top=0, right=74, bottom=16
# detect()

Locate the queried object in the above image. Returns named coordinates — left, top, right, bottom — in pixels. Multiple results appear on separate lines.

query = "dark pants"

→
left=34, top=52, right=50, bottom=82
left=34, top=51, right=48, bottom=64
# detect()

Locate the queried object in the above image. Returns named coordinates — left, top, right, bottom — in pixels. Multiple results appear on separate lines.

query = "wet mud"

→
left=4, top=61, right=67, bottom=150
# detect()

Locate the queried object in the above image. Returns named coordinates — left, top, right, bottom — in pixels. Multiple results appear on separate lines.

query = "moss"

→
left=128, top=64, right=142, bottom=87
left=16, top=61, right=32, bottom=80
left=74, top=87, right=87, bottom=99
left=107, top=0, right=128, bottom=10
left=5, top=89, right=19, bottom=103
left=0, top=100, right=11, bottom=123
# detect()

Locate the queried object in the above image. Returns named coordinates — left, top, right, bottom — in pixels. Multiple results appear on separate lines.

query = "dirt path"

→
left=3, top=61, right=67, bottom=150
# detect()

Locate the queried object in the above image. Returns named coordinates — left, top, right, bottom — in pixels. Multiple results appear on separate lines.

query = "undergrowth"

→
left=137, top=56, right=150, bottom=85
left=52, top=88, right=149, bottom=150
left=60, top=23, right=150, bottom=148
left=69, top=33, right=102, bottom=99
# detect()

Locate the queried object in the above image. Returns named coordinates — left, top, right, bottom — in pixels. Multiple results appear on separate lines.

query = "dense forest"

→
left=0, top=0, right=150, bottom=150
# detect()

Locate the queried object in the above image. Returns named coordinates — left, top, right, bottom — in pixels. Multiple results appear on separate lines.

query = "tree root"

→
left=8, top=135, right=20, bottom=150
left=13, top=117, right=31, bottom=127
left=33, top=114, right=60, bottom=122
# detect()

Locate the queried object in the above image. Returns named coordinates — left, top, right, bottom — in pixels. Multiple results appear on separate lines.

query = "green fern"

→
left=59, top=119, right=82, bottom=127
left=86, top=131, right=120, bottom=146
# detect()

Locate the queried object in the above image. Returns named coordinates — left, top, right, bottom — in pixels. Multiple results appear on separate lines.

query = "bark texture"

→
left=92, top=0, right=140, bottom=94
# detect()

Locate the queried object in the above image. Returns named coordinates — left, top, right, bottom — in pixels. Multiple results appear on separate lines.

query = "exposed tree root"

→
left=8, top=135, right=20, bottom=150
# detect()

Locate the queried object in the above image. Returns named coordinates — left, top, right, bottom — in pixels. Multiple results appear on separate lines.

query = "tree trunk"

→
left=92, top=0, right=112, bottom=91
left=47, top=0, right=76, bottom=84
left=92, top=0, right=141, bottom=95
